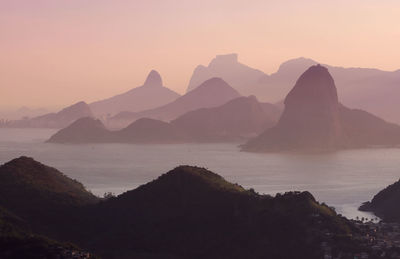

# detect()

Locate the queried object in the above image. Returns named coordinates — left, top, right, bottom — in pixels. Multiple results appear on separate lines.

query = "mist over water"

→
left=1, top=128, right=399, bottom=220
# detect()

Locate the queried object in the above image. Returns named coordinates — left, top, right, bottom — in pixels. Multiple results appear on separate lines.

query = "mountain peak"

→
left=143, top=70, right=163, bottom=87
left=130, top=165, right=247, bottom=197
left=242, top=65, right=344, bottom=151
left=196, top=77, right=233, bottom=90
left=0, top=156, right=98, bottom=204
left=210, top=53, right=238, bottom=65
left=58, top=101, right=93, bottom=117
left=285, top=64, right=338, bottom=107
left=276, top=57, right=318, bottom=74
left=3, top=156, right=36, bottom=167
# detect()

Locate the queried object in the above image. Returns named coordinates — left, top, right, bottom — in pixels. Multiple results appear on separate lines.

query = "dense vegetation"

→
left=0, top=157, right=363, bottom=258
left=360, top=179, right=400, bottom=222
left=0, top=205, right=92, bottom=259
left=0, top=157, right=99, bottom=239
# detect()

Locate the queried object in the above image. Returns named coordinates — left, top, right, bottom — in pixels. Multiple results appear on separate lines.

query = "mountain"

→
left=360, top=179, right=400, bottom=222
left=0, top=157, right=380, bottom=258
left=47, top=117, right=112, bottom=143
left=242, top=65, right=400, bottom=152
left=107, top=77, right=241, bottom=129
left=243, top=65, right=345, bottom=151
left=48, top=117, right=190, bottom=144
left=0, top=157, right=99, bottom=238
left=115, top=118, right=190, bottom=143
left=188, top=55, right=400, bottom=124
left=48, top=95, right=280, bottom=144
left=90, top=70, right=180, bottom=116
left=0, top=157, right=96, bottom=258
left=0, top=101, right=94, bottom=129
left=186, top=54, right=267, bottom=96
left=0, top=106, right=49, bottom=120
left=339, top=106, right=400, bottom=147
left=171, top=96, right=281, bottom=142
left=258, top=58, right=400, bottom=124
left=85, top=165, right=354, bottom=258
left=256, top=58, right=400, bottom=124
left=0, top=206, right=91, bottom=259
left=253, top=57, right=319, bottom=102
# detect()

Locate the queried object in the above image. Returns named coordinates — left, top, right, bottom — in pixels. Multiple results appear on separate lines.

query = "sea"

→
left=1, top=128, right=399, bottom=220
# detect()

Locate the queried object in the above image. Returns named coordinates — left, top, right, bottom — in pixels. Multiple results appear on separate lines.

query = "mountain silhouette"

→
left=0, top=101, right=93, bottom=129
left=0, top=156, right=99, bottom=239
left=256, top=58, right=400, bottom=125
left=0, top=157, right=369, bottom=258
left=186, top=54, right=266, bottom=96
left=242, top=65, right=400, bottom=152
left=188, top=55, right=400, bottom=124
left=47, top=117, right=112, bottom=143
left=171, top=96, right=281, bottom=142
left=360, top=179, right=400, bottom=222
left=48, top=95, right=281, bottom=144
left=108, top=77, right=241, bottom=129
left=116, top=118, right=190, bottom=143
left=48, top=117, right=190, bottom=144
left=87, top=165, right=352, bottom=258
left=90, top=70, right=180, bottom=116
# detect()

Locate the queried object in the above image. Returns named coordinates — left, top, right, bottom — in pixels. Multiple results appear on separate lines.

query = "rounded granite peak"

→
left=143, top=70, right=163, bottom=87
left=285, top=64, right=338, bottom=107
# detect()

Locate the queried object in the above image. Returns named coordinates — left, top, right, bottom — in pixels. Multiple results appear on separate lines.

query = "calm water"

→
left=1, top=128, right=399, bottom=220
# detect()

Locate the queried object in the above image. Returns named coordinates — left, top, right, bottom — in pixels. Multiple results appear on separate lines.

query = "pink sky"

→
left=1, top=0, right=400, bottom=109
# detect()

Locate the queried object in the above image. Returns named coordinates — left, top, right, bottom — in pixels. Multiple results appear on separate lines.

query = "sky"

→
left=1, top=0, right=400, bottom=109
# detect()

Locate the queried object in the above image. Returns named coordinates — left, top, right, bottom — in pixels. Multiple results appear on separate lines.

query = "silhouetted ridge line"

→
left=242, top=65, right=400, bottom=152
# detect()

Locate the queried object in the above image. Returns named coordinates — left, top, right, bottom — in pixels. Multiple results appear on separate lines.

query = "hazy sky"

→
left=1, top=0, right=400, bottom=109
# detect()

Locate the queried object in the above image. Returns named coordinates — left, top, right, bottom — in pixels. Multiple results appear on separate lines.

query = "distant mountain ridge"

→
left=107, top=77, right=241, bottom=129
left=0, top=101, right=93, bottom=129
left=90, top=70, right=180, bottom=116
left=242, top=65, right=400, bottom=152
left=187, top=54, right=266, bottom=96
left=187, top=54, right=400, bottom=124
left=48, top=96, right=280, bottom=144
left=171, top=96, right=281, bottom=141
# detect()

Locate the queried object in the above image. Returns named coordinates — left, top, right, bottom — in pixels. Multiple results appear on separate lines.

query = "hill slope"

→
left=108, top=77, right=241, bottom=129
left=47, top=117, right=112, bottom=143
left=187, top=55, right=400, bottom=124
left=85, top=165, right=354, bottom=258
left=90, top=70, right=180, bottom=116
left=360, top=179, right=400, bottom=222
left=243, top=65, right=400, bottom=152
left=0, top=157, right=373, bottom=258
left=116, top=118, right=191, bottom=143
left=187, top=53, right=267, bottom=96
left=0, top=102, right=94, bottom=129
left=171, top=96, right=281, bottom=141
left=0, top=157, right=99, bottom=238
left=48, top=96, right=281, bottom=144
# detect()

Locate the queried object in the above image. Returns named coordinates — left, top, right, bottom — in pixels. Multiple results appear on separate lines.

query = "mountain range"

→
left=171, top=95, right=281, bottom=142
left=90, top=70, right=180, bottom=117
left=242, top=65, right=400, bottom=152
left=187, top=53, right=266, bottom=96
left=188, top=54, right=400, bottom=124
left=107, top=77, right=242, bottom=129
left=48, top=95, right=280, bottom=144
left=2, top=54, right=399, bottom=129
left=0, top=157, right=364, bottom=258
left=0, top=101, right=93, bottom=129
